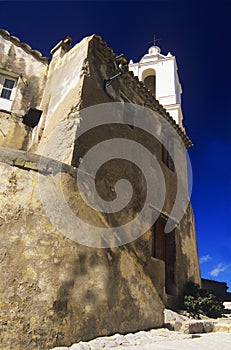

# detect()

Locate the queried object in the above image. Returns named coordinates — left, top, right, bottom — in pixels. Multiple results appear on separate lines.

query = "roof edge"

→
left=0, top=29, right=48, bottom=64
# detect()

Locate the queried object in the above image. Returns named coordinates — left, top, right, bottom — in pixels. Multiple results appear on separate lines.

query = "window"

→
left=144, top=75, right=156, bottom=97
left=161, top=140, right=175, bottom=172
left=142, top=68, right=156, bottom=98
left=0, top=78, right=15, bottom=99
left=0, top=74, right=17, bottom=111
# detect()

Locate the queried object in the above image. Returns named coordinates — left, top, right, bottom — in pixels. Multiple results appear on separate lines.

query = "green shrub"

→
left=183, top=282, right=224, bottom=319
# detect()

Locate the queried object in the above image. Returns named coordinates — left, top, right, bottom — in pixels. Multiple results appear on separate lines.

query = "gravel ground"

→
left=111, top=333, right=231, bottom=350
left=53, top=331, right=231, bottom=350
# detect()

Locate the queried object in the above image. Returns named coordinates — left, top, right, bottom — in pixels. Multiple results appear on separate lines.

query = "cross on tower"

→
left=148, top=34, right=161, bottom=47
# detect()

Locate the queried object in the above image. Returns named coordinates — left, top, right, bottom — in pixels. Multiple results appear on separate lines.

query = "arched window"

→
left=144, top=75, right=156, bottom=97
left=142, top=68, right=156, bottom=98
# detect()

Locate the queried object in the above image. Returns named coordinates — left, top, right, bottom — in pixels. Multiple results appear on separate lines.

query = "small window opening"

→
left=161, top=141, right=175, bottom=172
left=0, top=78, right=15, bottom=100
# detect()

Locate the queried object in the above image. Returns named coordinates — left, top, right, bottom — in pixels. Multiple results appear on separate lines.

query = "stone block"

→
left=14, top=158, right=25, bottom=167
left=164, top=309, right=188, bottom=323
left=203, top=321, right=214, bottom=333
left=183, top=321, right=204, bottom=334
left=24, top=161, right=38, bottom=170
left=213, top=324, right=231, bottom=332
left=174, top=321, right=183, bottom=332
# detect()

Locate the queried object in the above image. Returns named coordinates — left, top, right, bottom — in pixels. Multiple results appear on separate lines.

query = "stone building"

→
left=201, top=279, right=231, bottom=301
left=0, top=29, right=201, bottom=349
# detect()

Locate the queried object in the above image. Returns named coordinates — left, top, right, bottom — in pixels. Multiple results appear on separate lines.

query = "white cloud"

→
left=210, top=263, right=228, bottom=277
left=200, top=255, right=211, bottom=264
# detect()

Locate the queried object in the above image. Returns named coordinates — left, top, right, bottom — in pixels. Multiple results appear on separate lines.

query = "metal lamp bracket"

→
left=104, top=54, right=127, bottom=89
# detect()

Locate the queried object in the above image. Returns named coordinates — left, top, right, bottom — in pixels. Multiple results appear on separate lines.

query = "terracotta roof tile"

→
left=0, top=29, right=48, bottom=64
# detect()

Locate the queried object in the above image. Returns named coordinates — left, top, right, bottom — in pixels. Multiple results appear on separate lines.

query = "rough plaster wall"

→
left=33, top=36, right=92, bottom=160
left=0, top=148, right=164, bottom=350
left=78, top=36, right=200, bottom=302
left=34, top=34, right=200, bottom=303
left=73, top=36, right=179, bottom=220
left=0, top=33, right=200, bottom=348
left=0, top=34, right=48, bottom=115
left=34, top=34, right=179, bottom=217
left=0, top=111, right=30, bottom=150
left=93, top=36, right=200, bottom=293
left=176, top=204, right=201, bottom=295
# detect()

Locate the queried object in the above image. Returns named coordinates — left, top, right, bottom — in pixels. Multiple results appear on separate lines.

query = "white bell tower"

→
left=129, top=45, right=184, bottom=128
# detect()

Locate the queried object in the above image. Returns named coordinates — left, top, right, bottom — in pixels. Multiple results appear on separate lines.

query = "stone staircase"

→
left=164, top=302, right=231, bottom=334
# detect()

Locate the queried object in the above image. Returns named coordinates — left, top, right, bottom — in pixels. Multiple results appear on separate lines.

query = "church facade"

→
left=0, top=29, right=200, bottom=349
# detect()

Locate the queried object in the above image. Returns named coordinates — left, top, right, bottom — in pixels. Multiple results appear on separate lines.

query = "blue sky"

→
left=1, top=1, right=231, bottom=290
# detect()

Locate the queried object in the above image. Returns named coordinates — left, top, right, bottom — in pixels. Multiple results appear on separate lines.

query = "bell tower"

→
left=129, top=45, right=184, bottom=128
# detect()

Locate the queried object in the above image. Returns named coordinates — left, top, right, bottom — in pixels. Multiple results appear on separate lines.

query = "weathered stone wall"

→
left=34, top=35, right=189, bottom=219
left=0, top=29, right=48, bottom=115
left=0, top=110, right=30, bottom=150
left=0, top=33, right=201, bottom=349
left=176, top=204, right=201, bottom=293
left=0, top=148, right=164, bottom=350
left=160, top=203, right=201, bottom=311
left=76, top=35, right=200, bottom=305
left=32, top=34, right=200, bottom=304
left=34, top=35, right=191, bottom=157
left=76, top=36, right=188, bottom=216
left=32, top=36, right=91, bottom=157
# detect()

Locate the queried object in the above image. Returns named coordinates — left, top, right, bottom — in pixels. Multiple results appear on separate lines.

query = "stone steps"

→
left=213, top=323, right=231, bottom=332
left=164, top=308, right=231, bottom=334
left=165, top=319, right=231, bottom=333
